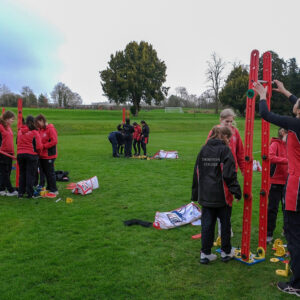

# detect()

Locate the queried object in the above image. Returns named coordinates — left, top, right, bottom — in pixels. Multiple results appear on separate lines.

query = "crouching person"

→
left=191, top=126, right=241, bottom=264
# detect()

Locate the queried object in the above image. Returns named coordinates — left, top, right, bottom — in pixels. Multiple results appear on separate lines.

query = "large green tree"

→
left=219, top=64, right=249, bottom=116
left=100, top=41, right=168, bottom=114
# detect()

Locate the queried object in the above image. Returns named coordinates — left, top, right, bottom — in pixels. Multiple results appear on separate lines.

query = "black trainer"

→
left=277, top=282, right=300, bottom=297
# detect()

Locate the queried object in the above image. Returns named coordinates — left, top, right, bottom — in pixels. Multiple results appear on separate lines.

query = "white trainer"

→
left=6, top=191, right=18, bottom=197
left=0, top=191, right=7, bottom=196
left=221, top=248, right=235, bottom=262
left=200, top=252, right=217, bottom=264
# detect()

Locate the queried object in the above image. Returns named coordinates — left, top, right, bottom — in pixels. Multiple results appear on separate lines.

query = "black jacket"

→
left=123, top=124, right=134, bottom=137
left=191, top=139, right=241, bottom=207
left=142, top=124, right=149, bottom=137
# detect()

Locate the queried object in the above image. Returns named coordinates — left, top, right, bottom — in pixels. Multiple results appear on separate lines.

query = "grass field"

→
left=0, top=108, right=290, bottom=299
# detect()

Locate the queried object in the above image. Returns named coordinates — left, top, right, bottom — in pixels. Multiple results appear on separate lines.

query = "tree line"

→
left=100, top=42, right=300, bottom=116
left=0, top=82, right=82, bottom=108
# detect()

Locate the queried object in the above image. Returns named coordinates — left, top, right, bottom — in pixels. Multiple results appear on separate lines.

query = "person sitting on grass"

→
left=192, top=126, right=241, bottom=264
left=267, top=127, right=288, bottom=244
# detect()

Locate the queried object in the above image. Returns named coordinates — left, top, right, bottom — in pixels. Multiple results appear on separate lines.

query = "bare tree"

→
left=51, top=82, right=83, bottom=107
left=206, top=52, right=226, bottom=113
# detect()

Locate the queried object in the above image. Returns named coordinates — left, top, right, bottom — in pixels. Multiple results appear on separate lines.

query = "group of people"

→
left=192, top=80, right=300, bottom=296
left=108, top=119, right=150, bottom=158
left=0, top=112, right=58, bottom=198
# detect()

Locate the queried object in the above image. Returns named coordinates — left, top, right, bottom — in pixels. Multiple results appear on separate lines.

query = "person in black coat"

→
left=192, top=126, right=241, bottom=264
left=108, top=125, right=124, bottom=157
left=122, top=119, right=134, bottom=158
left=141, top=120, right=150, bottom=156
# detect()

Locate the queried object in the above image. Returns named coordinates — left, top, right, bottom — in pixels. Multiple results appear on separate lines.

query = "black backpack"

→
left=55, top=170, right=70, bottom=182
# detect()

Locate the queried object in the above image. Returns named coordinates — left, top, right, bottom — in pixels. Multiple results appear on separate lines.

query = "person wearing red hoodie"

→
left=0, top=111, right=18, bottom=196
left=35, top=114, right=58, bottom=194
left=17, top=115, right=43, bottom=198
left=132, top=122, right=142, bottom=156
left=254, top=80, right=300, bottom=296
left=267, top=128, right=288, bottom=243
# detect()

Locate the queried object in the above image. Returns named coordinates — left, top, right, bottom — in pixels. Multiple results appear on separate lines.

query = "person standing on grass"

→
left=253, top=79, right=300, bottom=297
left=267, top=127, right=288, bottom=244
left=123, top=118, right=134, bottom=158
left=17, top=116, right=43, bottom=198
left=140, top=120, right=149, bottom=156
left=34, top=114, right=59, bottom=195
left=192, top=126, right=241, bottom=264
left=108, top=124, right=123, bottom=158
left=132, top=122, right=142, bottom=156
left=207, top=108, right=245, bottom=238
left=0, top=111, right=18, bottom=196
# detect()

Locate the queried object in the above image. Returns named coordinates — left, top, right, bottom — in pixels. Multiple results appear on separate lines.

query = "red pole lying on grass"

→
left=15, top=98, right=23, bottom=188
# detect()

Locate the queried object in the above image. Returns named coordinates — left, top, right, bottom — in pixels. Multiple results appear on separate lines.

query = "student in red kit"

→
left=267, top=127, right=288, bottom=244
left=132, top=122, right=142, bottom=156
left=0, top=111, right=18, bottom=196
left=254, top=79, right=300, bottom=297
left=35, top=114, right=58, bottom=195
left=17, top=116, right=43, bottom=198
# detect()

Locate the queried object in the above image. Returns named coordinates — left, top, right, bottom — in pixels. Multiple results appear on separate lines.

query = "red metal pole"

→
left=241, top=50, right=259, bottom=262
left=122, top=108, right=126, bottom=123
left=15, top=98, right=23, bottom=188
left=258, top=52, right=272, bottom=251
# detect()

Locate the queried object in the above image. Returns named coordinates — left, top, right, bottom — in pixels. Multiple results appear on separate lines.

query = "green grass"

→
left=0, top=108, right=289, bottom=299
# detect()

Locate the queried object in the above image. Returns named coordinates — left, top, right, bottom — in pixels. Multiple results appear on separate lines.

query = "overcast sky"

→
left=1, top=0, right=300, bottom=104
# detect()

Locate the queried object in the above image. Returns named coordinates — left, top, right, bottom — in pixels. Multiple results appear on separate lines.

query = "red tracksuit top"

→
left=133, top=125, right=142, bottom=141
left=260, top=96, right=300, bottom=211
left=269, top=137, right=288, bottom=185
left=0, top=124, right=14, bottom=154
left=207, top=126, right=245, bottom=174
left=38, top=124, right=58, bottom=159
left=17, top=126, right=43, bottom=155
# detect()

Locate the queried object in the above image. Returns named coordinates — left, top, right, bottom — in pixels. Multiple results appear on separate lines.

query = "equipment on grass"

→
left=276, top=260, right=289, bottom=277
left=213, top=236, right=221, bottom=247
left=152, top=150, right=178, bottom=159
left=71, top=176, right=99, bottom=195
left=153, top=202, right=201, bottom=229
left=191, top=233, right=202, bottom=239
left=239, top=50, right=272, bottom=265
left=66, top=197, right=73, bottom=203
left=273, top=239, right=286, bottom=257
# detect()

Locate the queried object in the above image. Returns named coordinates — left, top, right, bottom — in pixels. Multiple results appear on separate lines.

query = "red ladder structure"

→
left=241, top=49, right=259, bottom=262
left=239, top=50, right=272, bottom=264
left=258, top=52, right=272, bottom=251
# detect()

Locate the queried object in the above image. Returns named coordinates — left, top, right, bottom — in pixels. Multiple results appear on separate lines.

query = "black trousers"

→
left=267, top=184, right=285, bottom=237
left=17, top=154, right=38, bottom=197
left=40, top=158, right=57, bottom=192
left=108, top=136, right=118, bottom=156
left=284, top=210, right=300, bottom=288
left=0, top=154, right=14, bottom=193
left=133, top=139, right=141, bottom=155
left=124, top=135, right=133, bottom=157
left=201, top=205, right=232, bottom=254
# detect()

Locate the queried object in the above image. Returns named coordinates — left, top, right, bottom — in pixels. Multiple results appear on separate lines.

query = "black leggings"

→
left=133, top=139, right=141, bottom=155
left=0, top=155, right=14, bottom=193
